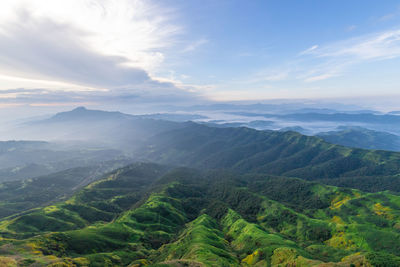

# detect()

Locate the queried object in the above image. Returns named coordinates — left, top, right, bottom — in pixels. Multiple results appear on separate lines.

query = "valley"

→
left=0, top=108, right=400, bottom=266
left=0, top=163, right=399, bottom=266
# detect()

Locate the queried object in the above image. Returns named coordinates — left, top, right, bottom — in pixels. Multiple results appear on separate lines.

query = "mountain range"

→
left=0, top=163, right=399, bottom=266
left=0, top=107, right=400, bottom=266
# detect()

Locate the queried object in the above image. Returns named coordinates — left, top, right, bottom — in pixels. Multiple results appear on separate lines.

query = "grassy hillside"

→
left=140, top=123, right=400, bottom=192
left=1, top=163, right=400, bottom=266
left=317, top=127, right=400, bottom=151
left=0, top=163, right=169, bottom=238
left=0, top=160, right=131, bottom=220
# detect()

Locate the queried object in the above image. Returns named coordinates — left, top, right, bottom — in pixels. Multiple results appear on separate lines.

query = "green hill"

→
left=1, top=122, right=400, bottom=266
left=138, top=123, right=400, bottom=192
left=1, top=163, right=400, bottom=266
left=317, top=127, right=400, bottom=152
left=0, top=160, right=131, bottom=221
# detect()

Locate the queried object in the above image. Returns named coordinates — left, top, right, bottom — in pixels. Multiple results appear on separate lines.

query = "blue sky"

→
left=0, top=0, right=400, bottom=109
left=160, top=0, right=400, bottom=100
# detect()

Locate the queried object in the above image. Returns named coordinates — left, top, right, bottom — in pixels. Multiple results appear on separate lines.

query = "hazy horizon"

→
left=0, top=0, right=400, bottom=118
left=2, top=2, right=400, bottom=265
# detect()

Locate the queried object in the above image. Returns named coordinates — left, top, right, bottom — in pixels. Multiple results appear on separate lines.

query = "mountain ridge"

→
left=317, top=126, right=400, bottom=151
left=0, top=162, right=399, bottom=266
left=1, top=108, right=400, bottom=266
left=138, top=123, right=400, bottom=192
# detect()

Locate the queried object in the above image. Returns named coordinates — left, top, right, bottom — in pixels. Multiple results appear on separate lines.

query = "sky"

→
left=1, top=0, right=400, bottom=112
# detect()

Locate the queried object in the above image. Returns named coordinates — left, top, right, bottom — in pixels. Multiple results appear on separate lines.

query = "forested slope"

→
left=140, top=123, right=400, bottom=192
left=0, top=163, right=399, bottom=266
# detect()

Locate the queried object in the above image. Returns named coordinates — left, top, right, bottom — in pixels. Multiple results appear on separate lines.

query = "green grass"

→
left=1, top=163, right=400, bottom=266
left=141, top=123, right=400, bottom=192
left=156, top=214, right=238, bottom=266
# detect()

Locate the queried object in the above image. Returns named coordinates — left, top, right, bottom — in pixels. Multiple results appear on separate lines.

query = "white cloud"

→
left=0, top=0, right=187, bottom=92
left=240, top=28, right=400, bottom=86
left=234, top=28, right=400, bottom=87
left=182, top=38, right=208, bottom=52
left=244, top=29, right=400, bottom=83
left=299, top=45, right=319, bottom=56
left=308, top=29, right=400, bottom=60
left=0, top=0, right=213, bottom=105
left=295, top=28, right=400, bottom=82
left=0, top=0, right=180, bottom=72
left=303, top=72, right=338, bottom=82
left=0, top=85, right=206, bottom=107
left=378, top=7, right=400, bottom=22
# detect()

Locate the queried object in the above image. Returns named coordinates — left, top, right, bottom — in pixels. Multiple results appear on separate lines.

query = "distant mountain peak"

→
left=45, top=107, right=130, bottom=122
left=71, top=106, right=88, bottom=112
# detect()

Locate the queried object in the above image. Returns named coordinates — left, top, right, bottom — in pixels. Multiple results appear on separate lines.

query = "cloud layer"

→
left=0, top=0, right=205, bottom=105
left=300, top=29, right=400, bottom=82
left=242, top=28, right=400, bottom=87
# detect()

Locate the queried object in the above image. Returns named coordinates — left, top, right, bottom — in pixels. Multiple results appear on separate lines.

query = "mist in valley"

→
left=1, top=0, right=400, bottom=266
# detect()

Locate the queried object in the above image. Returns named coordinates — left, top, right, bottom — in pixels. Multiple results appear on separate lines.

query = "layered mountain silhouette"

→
left=1, top=108, right=400, bottom=266
left=317, top=126, right=400, bottom=151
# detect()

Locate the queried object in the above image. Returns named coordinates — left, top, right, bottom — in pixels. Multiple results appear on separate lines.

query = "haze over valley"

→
left=1, top=1, right=400, bottom=266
